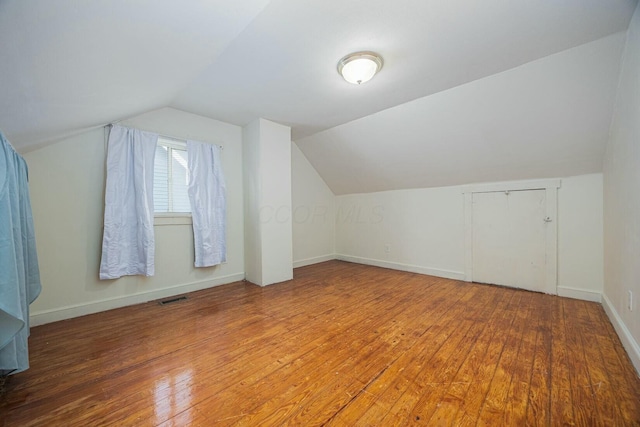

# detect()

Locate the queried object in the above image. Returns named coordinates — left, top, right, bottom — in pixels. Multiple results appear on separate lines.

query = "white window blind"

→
left=153, top=138, right=191, bottom=213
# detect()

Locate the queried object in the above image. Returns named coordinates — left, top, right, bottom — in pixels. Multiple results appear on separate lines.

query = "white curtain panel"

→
left=100, top=125, right=158, bottom=279
left=187, top=140, right=226, bottom=267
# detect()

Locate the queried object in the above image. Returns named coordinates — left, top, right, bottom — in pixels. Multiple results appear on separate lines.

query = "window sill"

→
left=154, top=214, right=192, bottom=226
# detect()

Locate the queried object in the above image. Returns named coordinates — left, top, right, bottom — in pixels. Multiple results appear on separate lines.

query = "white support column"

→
left=243, top=118, right=293, bottom=286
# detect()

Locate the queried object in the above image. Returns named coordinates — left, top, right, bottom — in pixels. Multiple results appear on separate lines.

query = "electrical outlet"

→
left=384, top=244, right=391, bottom=254
left=629, top=290, right=633, bottom=311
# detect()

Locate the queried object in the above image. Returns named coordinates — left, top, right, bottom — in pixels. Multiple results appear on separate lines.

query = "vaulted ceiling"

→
left=1, top=0, right=637, bottom=193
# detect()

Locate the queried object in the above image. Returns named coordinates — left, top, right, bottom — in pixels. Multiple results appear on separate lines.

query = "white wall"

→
left=336, top=174, right=604, bottom=298
left=24, top=107, right=244, bottom=325
left=603, top=3, right=640, bottom=372
left=557, top=174, right=603, bottom=300
left=291, top=142, right=335, bottom=267
left=336, top=186, right=465, bottom=279
left=242, top=119, right=263, bottom=285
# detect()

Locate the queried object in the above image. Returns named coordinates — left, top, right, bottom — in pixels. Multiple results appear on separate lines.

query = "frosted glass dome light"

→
left=337, top=52, right=383, bottom=85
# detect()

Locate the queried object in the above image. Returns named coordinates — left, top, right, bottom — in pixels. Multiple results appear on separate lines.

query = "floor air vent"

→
left=159, top=296, right=187, bottom=305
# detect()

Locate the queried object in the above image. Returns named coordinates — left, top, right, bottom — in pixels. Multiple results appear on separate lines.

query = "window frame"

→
left=153, top=137, right=192, bottom=225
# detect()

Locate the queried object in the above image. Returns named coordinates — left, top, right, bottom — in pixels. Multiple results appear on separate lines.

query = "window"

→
left=153, top=138, right=191, bottom=213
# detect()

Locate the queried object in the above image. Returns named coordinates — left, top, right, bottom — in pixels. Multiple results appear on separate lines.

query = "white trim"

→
left=158, top=136, right=187, bottom=151
left=293, top=254, right=336, bottom=268
left=154, top=214, right=192, bottom=226
left=29, top=273, right=245, bottom=326
left=544, top=185, right=559, bottom=294
left=463, top=192, right=473, bottom=281
left=557, top=286, right=602, bottom=302
left=336, top=254, right=465, bottom=281
left=462, top=178, right=561, bottom=294
left=602, top=293, right=640, bottom=375
left=461, top=178, right=561, bottom=194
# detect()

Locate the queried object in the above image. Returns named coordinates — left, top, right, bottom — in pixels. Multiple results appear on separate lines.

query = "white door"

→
left=472, top=189, right=547, bottom=292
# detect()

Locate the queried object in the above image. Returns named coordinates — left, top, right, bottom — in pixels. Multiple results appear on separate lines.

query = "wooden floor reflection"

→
left=2, top=261, right=639, bottom=426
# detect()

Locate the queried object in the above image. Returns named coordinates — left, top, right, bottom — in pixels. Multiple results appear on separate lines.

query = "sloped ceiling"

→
left=0, top=0, right=637, bottom=193
left=296, top=33, right=626, bottom=194
left=0, top=0, right=271, bottom=150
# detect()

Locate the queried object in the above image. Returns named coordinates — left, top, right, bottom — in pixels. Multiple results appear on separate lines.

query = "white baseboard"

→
left=602, top=293, right=640, bottom=375
left=29, top=272, right=245, bottom=326
left=335, top=254, right=465, bottom=281
left=557, top=286, right=602, bottom=302
left=293, top=254, right=336, bottom=268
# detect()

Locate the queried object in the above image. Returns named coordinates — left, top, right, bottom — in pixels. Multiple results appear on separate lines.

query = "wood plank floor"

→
left=1, top=261, right=639, bottom=426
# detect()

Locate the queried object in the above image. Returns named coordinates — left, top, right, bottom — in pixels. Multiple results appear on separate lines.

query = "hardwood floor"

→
left=2, top=261, right=639, bottom=426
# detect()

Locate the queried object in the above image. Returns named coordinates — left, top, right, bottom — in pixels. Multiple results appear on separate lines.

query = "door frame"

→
left=462, top=179, right=561, bottom=294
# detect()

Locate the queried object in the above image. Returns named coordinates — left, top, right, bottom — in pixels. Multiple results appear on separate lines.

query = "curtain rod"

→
left=107, top=123, right=223, bottom=150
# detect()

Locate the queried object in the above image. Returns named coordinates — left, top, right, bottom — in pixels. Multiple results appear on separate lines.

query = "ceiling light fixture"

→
left=337, top=51, right=383, bottom=85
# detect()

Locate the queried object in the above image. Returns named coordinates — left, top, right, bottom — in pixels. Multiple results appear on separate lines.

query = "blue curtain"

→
left=0, top=131, right=41, bottom=375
